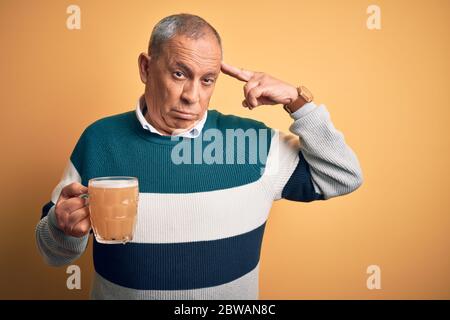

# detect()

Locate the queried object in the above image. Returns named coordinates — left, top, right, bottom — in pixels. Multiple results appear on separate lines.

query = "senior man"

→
left=36, top=13, right=363, bottom=299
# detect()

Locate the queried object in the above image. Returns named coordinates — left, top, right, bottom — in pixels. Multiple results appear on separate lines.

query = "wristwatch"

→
left=283, top=85, right=314, bottom=114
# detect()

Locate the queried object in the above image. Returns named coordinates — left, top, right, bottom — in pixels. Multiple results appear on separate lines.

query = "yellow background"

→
left=0, top=0, right=449, bottom=299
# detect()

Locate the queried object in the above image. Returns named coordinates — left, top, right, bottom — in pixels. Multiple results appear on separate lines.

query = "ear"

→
left=138, top=53, right=152, bottom=84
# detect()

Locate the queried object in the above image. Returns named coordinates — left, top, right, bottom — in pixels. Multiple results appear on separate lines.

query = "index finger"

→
left=59, top=182, right=88, bottom=202
left=221, top=62, right=254, bottom=82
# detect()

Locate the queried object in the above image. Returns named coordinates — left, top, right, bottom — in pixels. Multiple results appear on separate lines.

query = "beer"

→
left=88, top=177, right=139, bottom=244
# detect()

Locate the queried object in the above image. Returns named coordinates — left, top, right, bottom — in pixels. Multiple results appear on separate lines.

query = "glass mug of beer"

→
left=82, top=176, right=139, bottom=244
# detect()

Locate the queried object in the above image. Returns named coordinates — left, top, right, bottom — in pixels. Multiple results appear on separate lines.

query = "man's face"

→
left=139, top=33, right=222, bottom=135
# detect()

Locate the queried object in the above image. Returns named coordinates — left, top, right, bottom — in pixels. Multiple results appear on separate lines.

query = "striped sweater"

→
left=35, top=101, right=363, bottom=299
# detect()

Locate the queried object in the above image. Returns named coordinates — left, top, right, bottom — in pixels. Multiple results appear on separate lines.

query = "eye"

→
left=203, top=78, right=215, bottom=85
left=173, top=71, right=185, bottom=79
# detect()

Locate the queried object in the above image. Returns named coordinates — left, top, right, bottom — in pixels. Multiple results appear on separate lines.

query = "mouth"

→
left=171, top=110, right=197, bottom=120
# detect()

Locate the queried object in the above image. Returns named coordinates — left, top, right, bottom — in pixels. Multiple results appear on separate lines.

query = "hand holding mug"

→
left=54, top=182, right=91, bottom=237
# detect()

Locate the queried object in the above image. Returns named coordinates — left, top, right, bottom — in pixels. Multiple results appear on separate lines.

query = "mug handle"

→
left=79, top=193, right=89, bottom=204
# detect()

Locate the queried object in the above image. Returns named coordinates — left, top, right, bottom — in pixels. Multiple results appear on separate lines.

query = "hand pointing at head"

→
left=220, top=62, right=299, bottom=110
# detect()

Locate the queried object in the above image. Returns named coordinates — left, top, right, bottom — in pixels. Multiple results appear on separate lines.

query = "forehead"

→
left=162, top=35, right=222, bottom=73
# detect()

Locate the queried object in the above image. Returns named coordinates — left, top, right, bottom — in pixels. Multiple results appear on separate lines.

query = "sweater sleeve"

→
left=264, top=102, right=363, bottom=201
left=35, top=160, right=90, bottom=267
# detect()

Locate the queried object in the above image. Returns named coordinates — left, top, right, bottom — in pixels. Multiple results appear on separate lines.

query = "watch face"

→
left=300, top=86, right=313, bottom=102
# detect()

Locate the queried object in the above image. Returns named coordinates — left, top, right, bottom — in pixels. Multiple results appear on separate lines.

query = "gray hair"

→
left=148, top=13, right=223, bottom=59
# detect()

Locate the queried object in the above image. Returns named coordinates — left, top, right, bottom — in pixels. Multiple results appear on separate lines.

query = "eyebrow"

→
left=173, top=61, right=218, bottom=78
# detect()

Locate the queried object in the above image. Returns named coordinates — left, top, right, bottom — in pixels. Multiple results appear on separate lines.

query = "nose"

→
left=180, top=81, right=200, bottom=105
